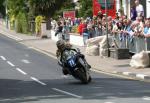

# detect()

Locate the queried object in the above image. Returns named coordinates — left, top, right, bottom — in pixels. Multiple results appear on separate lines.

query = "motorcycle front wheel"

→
left=75, top=67, right=91, bottom=84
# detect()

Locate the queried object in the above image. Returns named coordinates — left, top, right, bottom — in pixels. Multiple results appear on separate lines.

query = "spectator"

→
left=51, top=19, right=57, bottom=30
left=82, top=20, right=89, bottom=46
left=62, top=21, right=70, bottom=42
left=144, top=20, right=150, bottom=38
left=134, top=17, right=144, bottom=36
left=135, top=0, right=144, bottom=17
left=55, top=21, right=63, bottom=40
left=130, top=5, right=137, bottom=21
left=87, top=20, right=93, bottom=38
left=97, top=10, right=103, bottom=20
left=78, top=20, right=84, bottom=35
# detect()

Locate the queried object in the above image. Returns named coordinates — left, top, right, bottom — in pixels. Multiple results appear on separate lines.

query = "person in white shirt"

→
left=135, top=0, right=144, bottom=17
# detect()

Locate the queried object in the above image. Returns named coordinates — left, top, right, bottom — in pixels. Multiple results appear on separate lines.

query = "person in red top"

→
left=78, top=20, right=84, bottom=35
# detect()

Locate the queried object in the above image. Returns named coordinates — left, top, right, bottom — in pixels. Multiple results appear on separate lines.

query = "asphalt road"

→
left=0, top=34, right=150, bottom=103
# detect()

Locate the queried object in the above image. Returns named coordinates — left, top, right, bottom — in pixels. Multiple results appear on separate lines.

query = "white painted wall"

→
left=122, top=0, right=127, bottom=15
left=147, top=0, right=150, bottom=18
left=69, top=34, right=84, bottom=46
left=50, top=30, right=84, bottom=46
left=116, top=0, right=130, bottom=16
left=116, top=0, right=120, bottom=12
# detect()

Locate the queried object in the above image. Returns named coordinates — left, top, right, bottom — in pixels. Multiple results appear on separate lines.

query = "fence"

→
left=112, top=33, right=150, bottom=54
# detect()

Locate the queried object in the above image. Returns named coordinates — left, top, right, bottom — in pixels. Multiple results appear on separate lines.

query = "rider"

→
left=56, top=40, right=91, bottom=75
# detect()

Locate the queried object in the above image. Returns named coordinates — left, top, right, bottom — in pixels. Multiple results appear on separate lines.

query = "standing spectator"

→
left=97, top=11, right=103, bottom=20
left=101, top=16, right=107, bottom=36
left=134, top=16, right=144, bottom=35
left=135, top=0, right=144, bottom=17
left=130, top=5, right=137, bottom=21
left=55, top=21, right=63, bottom=40
left=82, top=20, right=89, bottom=46
left=143, top=20, right=150, bottom=38
left=87, top=20, right=93, bottom=38
left=51, top=19, right=57, bottom=30
left=133, top=17, right=145, bottom=53
left=144, top=20, right=150, bottom=50
left=119, top=19, right=129, bottom=48
left=78, top=20, right=84, bottom=35
left=62, top=21, right=70, bottom=42
left=74, top=18, right=80, bottom=26
left=107, top=16, right=113, bottom=34
left=68, top=18, right=73, bottom=32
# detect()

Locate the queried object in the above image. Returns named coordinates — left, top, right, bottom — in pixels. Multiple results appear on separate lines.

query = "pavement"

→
left=1, top=20, right=150, bottom=82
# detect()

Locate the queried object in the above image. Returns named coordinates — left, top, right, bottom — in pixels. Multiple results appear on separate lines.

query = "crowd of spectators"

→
left=52, top=0, right=150, bottom=54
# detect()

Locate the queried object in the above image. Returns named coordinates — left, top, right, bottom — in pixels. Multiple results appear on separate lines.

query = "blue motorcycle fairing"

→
left=66, top=55, right=77, bottom=70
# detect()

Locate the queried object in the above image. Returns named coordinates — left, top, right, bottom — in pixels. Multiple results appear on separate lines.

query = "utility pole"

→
left=105, top=0, right=109, bottom=57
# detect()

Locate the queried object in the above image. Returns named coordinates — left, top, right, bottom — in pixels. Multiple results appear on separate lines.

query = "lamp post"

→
left=105, top=0, right=109, bottom=57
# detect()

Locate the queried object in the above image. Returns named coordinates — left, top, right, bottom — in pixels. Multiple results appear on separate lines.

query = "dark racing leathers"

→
left=56, top=48, right=91, bottom=75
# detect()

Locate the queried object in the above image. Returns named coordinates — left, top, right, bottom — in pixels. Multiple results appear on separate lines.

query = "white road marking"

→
left=0, top=56, right=6, bottom=60
left=16, top=68, right=27, bottom=75
left=0, top=95, right=64, bottom=102
left=21, top=59, right=30, bottom=64
left=104, top=102, right=115, bottom=103
left=143, top=96, right=150, bottom=100
left=7, top=61, right=15, bottom=67
left=52, top=88, right=82, bottom=99
left=30, top=77, right=46, bottom=86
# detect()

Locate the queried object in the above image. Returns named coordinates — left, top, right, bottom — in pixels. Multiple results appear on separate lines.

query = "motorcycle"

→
left=59, top=48, right=92, bottom=84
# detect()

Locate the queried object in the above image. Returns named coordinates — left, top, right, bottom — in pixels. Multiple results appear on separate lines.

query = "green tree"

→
left=7, top=0, right=28, bottom=33
left=0, top=0, right=5, bottom=17
left=7, top=0, right=28, bottom=17
left=53, top=0, right=75, bottom=19
left=16, top=11, right=28, bottom=33
left=78, top=0, right=92, bottom=18
left=28, top=0, right=56, bottom=18
left=28, top=0, right=75, bottom=19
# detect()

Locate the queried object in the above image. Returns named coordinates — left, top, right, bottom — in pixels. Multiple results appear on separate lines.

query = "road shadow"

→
left=0, top=77, right=150, bottom=102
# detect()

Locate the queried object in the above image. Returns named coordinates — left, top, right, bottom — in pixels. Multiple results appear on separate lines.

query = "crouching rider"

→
left=56, top=40, right=91, bottom=75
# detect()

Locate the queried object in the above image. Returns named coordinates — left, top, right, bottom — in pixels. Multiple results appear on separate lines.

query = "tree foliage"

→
left=6, top=0, right=28, bottom=33
left=0, top=0, right=5, bottom=17
left=28, top=0, right=74, bottom=19
left=7, top=0, right=28, bottom=17
left=78, top=0, right=92, bottom=18
left=52, top=0, right=75, bottom=19
left=28, top=0, right=56, bottom=18
left=16, top=11, right=28, bottom=33
left=5, top=0, right=88, bottom=33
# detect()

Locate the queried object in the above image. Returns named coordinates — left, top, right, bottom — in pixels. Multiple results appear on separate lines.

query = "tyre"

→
left=75, top=67, right=91, bottom=84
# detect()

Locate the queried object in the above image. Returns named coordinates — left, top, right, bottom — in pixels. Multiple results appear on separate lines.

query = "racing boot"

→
left=87, top=63, right=91, bottom=69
